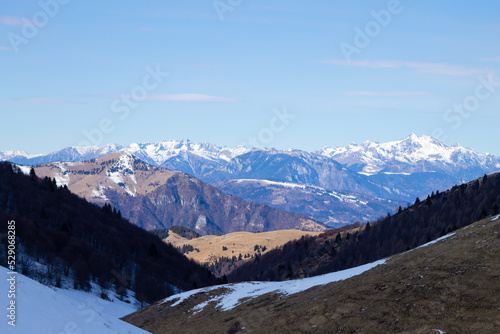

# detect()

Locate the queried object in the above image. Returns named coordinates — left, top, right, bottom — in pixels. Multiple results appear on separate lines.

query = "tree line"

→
left=229, top=173, right=500, bottom=282
left=0, top=163, right=219, bottom=305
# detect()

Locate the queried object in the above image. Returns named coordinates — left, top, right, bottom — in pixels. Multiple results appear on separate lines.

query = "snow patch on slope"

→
left=106, top=153, right=137, bottom=196
left=414, top=233, right=456, bottom=250
left=0, top=266, right=148, bottom=334
left=48, top=162, right=83, bottom=187
left=235, top=179, right=309, bottom=190
left=233, top=179, right=367, bottom=205
left=54, top=174, right=70, bottom=187
left=52, top=162, right=72, bottom=187
left=162, top=229, right=460, bottom=315
left=91, top=185, right=109, bottom=201
left=17, top=165, right=32, bottom=175
left=163, top=259, right=387, bottom=312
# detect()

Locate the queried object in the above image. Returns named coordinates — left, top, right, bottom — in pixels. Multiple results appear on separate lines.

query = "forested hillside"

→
left=0, top=162, right=218, bottom=304
left=229, top=173, right=500, bottom=282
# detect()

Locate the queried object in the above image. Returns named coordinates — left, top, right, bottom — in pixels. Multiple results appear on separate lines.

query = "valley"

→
left=215, top=179, right=404, bottom=227
left=3, top=3, right=499, bottom=333
left=123, top=214, right=500, bottom=333
left=1, top=137, right=499, bottom=333
left=165, top=229, right=321, bottom=268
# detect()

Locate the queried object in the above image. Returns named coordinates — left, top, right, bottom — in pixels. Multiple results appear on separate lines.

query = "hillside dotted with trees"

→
left=229, top=173, right=500, bottom=282
left=0, top=163, right=219, bottom=305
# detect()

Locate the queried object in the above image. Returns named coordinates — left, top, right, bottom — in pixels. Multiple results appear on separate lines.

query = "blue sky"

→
left=1, top=0, right=499, bottom=155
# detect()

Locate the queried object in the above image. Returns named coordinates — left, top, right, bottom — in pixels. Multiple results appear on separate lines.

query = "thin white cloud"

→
left=13, top=97, right=86, bottom=105
left=323, top=59, right=489, bottom=76
left=0, top=15, right=26, bottom=26
left=0, top=46, right=14, bottom=51
left=91, top=93, right=240, bottom=103
left=341, top=91, right=433, bottom=97
left=146, top=94, right=240, bottom=103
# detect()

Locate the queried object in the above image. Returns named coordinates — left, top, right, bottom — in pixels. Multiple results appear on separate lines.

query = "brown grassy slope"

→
left=33, top=152, right=179, bottom=202
left=123, top=215, right=500, bottom=333
left=165, top=229, right=321, bottom=264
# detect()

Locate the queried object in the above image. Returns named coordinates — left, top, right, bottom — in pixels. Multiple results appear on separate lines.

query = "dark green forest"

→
left=0, top=162, right=219, bottom=304
left=229, top=173, right=500, bottom=282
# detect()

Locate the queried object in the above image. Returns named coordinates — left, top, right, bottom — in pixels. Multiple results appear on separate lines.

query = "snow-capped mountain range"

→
left=2, top=134, right=499, bottom=225
left=3, top=134, right=498, bottom=177
left=318, top=134, right=500, bottom=176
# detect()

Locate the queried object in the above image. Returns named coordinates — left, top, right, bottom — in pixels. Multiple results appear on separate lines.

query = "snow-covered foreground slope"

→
left=162, top=259, right=387, bottom=313
left=0, top=266, right=149, bottom=334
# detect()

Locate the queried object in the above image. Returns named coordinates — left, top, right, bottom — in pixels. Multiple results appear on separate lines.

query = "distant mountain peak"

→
left=315, top=134, right=500, bottom=176
left=2, top=134, right=499, bottom=181
left=400, top=133, right=441, bottom=146
left=407, top=133, right=419, bottom=140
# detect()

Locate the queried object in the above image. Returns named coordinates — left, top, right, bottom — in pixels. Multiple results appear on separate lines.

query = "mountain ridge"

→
left=4, top=134, right=500, bottom=226
left=29, top=152, right=326, bottom=234
left=318, top=133, right=500, bottom=176
left=3, top=134, right=498, bottom=171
